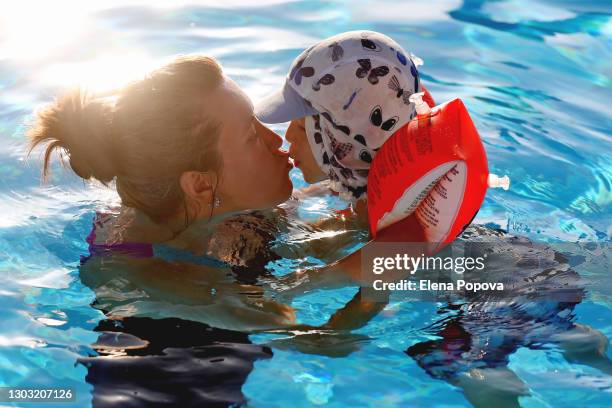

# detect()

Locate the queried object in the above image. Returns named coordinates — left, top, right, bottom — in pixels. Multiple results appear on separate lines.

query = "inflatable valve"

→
left=409, top=92, right=431, bottom=117
left=409, top=53, right=424, bottom=67
left=488, top=174, right=510, bottom=190
left=408, top=54, right=437, bottom=109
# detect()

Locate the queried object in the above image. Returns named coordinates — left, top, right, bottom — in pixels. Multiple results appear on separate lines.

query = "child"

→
left=257, top=30, right=433, bottom=213
left=256, top=31, right=431, bottom=331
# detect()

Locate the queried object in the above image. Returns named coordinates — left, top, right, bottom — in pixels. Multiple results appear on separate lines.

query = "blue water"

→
left=0, top=1, right=610, bottom=407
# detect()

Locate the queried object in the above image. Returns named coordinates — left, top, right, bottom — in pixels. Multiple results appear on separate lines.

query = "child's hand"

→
left=375, top=213, right=427, bottom=242
left=324, top=288, right=389, bottom=330
left=241, top=295, right=297, bottom=327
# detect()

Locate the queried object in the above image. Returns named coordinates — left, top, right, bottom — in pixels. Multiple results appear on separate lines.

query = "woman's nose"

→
left=258, top=121, right=284, bottom=152
left=266, top=128, right=283, bottom=151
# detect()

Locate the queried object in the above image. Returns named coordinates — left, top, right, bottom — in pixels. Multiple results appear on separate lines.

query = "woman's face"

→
left=208, top=77, right=294, bottom=212
left=285, top=117, right=327, bottom=184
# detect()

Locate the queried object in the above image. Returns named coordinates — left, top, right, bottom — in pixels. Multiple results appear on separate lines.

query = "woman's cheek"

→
left=230, top=148, right=258, bottom=185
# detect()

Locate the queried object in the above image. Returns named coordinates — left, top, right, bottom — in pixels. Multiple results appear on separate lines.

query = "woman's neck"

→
left=162, top=207, right=250, bottom=252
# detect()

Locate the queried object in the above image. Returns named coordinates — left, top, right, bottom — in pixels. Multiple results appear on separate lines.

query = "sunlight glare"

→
left=0, top=1, right=91, bottom=61
left=37, top=54, right=157, bottom=93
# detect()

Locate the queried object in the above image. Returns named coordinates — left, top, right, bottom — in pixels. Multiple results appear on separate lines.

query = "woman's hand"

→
left=374, top=212, right=427, bottom=243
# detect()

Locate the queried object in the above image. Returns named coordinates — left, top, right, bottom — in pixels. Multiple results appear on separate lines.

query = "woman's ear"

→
left=179, top=170, right=215, bottom=202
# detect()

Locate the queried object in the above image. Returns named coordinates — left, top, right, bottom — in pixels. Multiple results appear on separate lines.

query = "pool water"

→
left=0, top=1, right=610, bottom=407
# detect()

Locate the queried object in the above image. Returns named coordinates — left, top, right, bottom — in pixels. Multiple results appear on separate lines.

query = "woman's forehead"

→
left=218, top=76, right=254, bottom=115
left=209, top=77, right=254, bottom=148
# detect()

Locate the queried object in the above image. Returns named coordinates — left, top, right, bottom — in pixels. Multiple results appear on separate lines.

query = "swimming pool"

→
left=0, top=1, right=610, bottom=406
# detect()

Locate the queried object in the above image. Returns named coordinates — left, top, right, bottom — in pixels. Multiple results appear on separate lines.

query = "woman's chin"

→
left=280, top=178, right=294, bottom=201
left=304, top=172, right=327, bottom=185
left=270, top=177, right=294, bottom=206
left=303, top=171, right=319, bottom=185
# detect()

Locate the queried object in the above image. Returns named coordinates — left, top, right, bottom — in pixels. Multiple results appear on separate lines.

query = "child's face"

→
left=285, top=117, right=327, bottom=184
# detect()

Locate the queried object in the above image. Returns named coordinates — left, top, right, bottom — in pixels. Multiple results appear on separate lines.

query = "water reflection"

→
left=79, top=316, right=272, bottom=407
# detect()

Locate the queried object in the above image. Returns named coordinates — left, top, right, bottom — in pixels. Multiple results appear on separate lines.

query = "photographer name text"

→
left=370, top=253, right=504, bottom=292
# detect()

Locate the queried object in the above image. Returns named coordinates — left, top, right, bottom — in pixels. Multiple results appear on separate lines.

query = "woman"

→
left=29, top=55, right=293, bottom=234
left=28, top=54, right=414, bottom=332
left=27, top=55, right=304, bottom=329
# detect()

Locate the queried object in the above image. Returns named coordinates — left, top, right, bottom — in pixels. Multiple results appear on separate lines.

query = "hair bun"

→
left=28, top=89, right=117, bottom=184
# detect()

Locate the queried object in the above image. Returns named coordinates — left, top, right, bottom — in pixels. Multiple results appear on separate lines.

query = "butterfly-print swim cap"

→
left=256, top=30, right=421, bottom=202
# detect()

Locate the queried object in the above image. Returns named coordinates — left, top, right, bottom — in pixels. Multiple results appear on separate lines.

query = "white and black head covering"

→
left=256, top=30, right=421, bottom=201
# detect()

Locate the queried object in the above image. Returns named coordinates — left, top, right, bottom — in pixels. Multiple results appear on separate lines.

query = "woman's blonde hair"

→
left=27, top=55, right=224, bottom=223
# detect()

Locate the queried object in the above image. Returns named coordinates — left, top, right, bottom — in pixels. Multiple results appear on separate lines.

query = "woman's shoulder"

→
left=88, top=206, right=173, bottom=247
left=205, top=210, right=281, bottom=267
left=87, top=206, right=282, bottom=273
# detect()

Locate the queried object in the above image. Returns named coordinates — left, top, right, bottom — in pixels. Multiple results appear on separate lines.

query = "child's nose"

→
left=285, top=127, right=295, bottom=144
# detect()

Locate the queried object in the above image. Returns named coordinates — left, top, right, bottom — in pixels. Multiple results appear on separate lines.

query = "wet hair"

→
left=27, top=55, right=224, bottom=224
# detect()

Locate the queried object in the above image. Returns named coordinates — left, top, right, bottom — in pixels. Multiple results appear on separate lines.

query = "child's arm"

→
left=274, top=213, right=428, bottom=296
left=291, top=180, right=335, bottom=199
left=323, top=287, right=389, bottom=330
left=279, top=183, right=374, bottom=265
